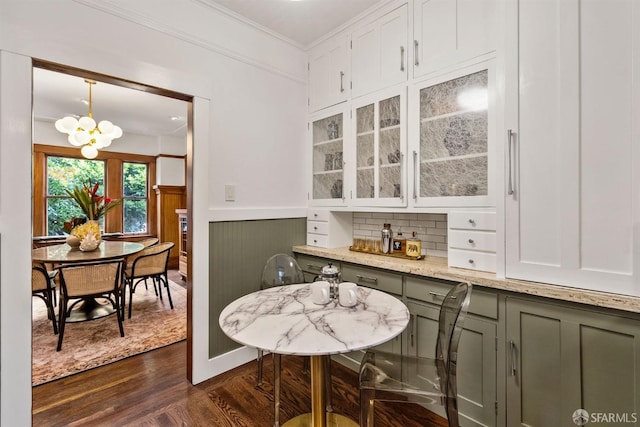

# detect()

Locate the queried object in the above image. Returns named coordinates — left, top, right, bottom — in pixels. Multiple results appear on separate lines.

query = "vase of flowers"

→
left=64, top=182, right=122, bottom=250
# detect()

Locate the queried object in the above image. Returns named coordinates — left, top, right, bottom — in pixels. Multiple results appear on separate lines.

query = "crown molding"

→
left=73, top=0, right=306, bottom=84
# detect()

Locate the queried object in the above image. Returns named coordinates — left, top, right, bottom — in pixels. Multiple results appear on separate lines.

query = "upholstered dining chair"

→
left=123, top=241, right=174, bottom=319
left=359, top=281, right=472, bottom=427
left=56, top=259, right=125, bottom=351
left=32, top=264, right=58, bottom=334
left=258, top=253, right=334, bottom=427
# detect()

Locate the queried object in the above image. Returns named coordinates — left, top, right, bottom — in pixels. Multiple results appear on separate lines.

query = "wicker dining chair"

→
left=32, top=264, right=58, bottom=335
left=359, top=281, right=472, bottom=427
left=56, top=259, right=125, bottom=351
left=123, top=241, right=174, bottom=319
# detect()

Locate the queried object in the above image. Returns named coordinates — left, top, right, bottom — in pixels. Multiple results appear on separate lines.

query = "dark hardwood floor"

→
left=33, top=341, right=448, bottom=427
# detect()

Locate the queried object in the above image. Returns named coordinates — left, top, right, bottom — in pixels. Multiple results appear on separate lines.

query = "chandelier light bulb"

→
left=55, top=79, right=123, bottom=159
left=80, top=144, right=98, bottom=159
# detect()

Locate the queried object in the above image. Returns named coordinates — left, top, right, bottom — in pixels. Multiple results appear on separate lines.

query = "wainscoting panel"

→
left=209, top=218, right=306, bottom=358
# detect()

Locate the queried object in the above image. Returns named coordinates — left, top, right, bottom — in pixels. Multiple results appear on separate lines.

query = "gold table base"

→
left=282, top=413, right=358, bottom=427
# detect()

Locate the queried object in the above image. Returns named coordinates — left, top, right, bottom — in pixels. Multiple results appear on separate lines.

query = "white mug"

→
left=311, top=281, right=331, bottom=305
left=338, top=282, right=358, bottom=307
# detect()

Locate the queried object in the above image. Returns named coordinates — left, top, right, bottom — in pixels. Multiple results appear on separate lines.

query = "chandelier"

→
left=55, top=79, right=123, bottom=159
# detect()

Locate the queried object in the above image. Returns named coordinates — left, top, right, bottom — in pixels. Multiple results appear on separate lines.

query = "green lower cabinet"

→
left=407, top=301, right=498, bottom=427
left=506, top=297, right=640, bottom=427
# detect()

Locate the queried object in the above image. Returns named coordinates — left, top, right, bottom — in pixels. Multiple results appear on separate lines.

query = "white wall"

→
left=157, top=157, right=186, bottom=186
left=0, top=0, right=308, bottom=424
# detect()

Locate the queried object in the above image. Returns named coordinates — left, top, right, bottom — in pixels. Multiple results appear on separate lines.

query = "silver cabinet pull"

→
left=399, top=152, right=405, bottom=201
left=400, top=46, right=405, bottom=71
left=410, top=314, right=416, bottom=347
left=413, top=150, right=418, bottom=200
left=509, top=340, right=517, bottom=376
left=508, top=129, right=515, bottom=195
left=356, top=274, right=378, bottom=283
left=468, top=219, right=475, bottom=225
left=414, top=40, right=419, bottom=66
left=429, top=291, right=456, bottom=300
left=340, top=71, right=345, bottom=93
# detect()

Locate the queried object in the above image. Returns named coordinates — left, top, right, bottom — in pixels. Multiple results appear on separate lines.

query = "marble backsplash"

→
left=352, top=212, right=448, bottom=257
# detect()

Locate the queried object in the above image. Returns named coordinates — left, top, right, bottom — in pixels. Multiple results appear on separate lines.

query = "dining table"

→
left=219, top=283, right=409, bottom=427
left=32, top=241, right=144, bottom=322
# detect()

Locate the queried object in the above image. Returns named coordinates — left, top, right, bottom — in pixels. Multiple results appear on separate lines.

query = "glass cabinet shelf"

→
left=311, top=110, right=346, bottom=203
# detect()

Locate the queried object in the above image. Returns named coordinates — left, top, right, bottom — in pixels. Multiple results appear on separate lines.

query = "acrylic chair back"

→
left=437, top=281, right=472, bottom=426
left=260, top=253, right=304, bottom=289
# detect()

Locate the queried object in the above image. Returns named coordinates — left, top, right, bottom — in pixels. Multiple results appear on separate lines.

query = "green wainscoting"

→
left=209, top=217, right=306, bottom=358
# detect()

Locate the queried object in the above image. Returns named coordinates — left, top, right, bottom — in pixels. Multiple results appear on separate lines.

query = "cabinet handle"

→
left=507, top=129, right=515, bottom=196
left=468, top=259, right=475, bottom=264
left=413, top=40, right=419, bottom=66
left=468, top=239, right=475, bottom=244
left=340, top=71, right=345, bottom=93
left=400, top=46, right=405, bottom=71
left=399, top=152, right=405, bottom=201
left=509, top=340, right=517, bottom=377
left=468, top=219, right=475, bottom=225
left=429, top=291, right=456, bottom=300
left=313, top=226, right=318, bottom=231
left=412, top=150, right=418, bottom=200
left=410, top=313, right=416, bottom=347
left=356, top=274, right=378, bottom=283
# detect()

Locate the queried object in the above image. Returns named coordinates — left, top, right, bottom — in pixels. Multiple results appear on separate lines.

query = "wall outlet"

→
left=224, top=184, right=235, bottom=201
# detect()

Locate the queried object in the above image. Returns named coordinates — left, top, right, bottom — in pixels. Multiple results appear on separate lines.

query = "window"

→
left=123, top=162, right=148, bottom=233
left=35, top=146, right=156, bottom=237
left=46, top=156, right=105, bottom=236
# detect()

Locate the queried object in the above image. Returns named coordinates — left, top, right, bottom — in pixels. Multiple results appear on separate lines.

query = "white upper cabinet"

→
left=350, top=86, right=407, bottom=207
left=409, top=60, right=496, bottom=208
left=308, top=35, right=349, bottom=113
left=505, top=0, right=640, bottom=296
left=351, top=4, right=408, bottom=99
left=308, top=103, right=350, bottom=206
left=413, top=0, right=497, bottom=78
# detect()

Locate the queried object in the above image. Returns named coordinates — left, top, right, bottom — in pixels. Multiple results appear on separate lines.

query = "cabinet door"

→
left=351, top=4, right=408, bottom=98
left=408, top=302, right=497, bottom=427
left=504, top=0, right=640, bottom=295
left=413, top=0, right=497, bottom=78
left=309, top=105, right=349, bottom=206
left=506, top=297, right=640, bottom=427
left=351, top=87, right=407, bottom=207
left=308, top=35, right=349, bottom=112
left=410, top=60, right=495, bottom=208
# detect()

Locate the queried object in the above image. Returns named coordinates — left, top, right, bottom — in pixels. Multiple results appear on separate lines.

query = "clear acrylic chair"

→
left=258, top=253, right=333, bottom=427
left=359, top=281, right=472, bottom=427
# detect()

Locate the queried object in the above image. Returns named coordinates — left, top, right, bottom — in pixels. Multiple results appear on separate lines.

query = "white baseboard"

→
left=192, top=345, right=257, bottom=384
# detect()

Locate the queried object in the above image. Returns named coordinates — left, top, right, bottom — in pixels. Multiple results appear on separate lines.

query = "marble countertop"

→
left=219, top=283, right=409, bottom=355
left=293, top=245, right=640, bottom=315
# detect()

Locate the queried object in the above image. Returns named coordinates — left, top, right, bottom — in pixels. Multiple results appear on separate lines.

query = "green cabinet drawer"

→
left=405, top=276, right=498, bottom=319
left=341, top=263, right=403, bottom=295
left=296, top=254, right=337, bottom=278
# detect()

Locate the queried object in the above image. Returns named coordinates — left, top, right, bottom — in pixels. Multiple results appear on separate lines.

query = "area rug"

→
left=32, top=280, right=187, bottom=386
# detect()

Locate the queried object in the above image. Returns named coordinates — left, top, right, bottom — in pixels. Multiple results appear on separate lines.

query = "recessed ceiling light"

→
left=80, top=99, right=89, bottom=105
left=169, top=116, right=183, bottom=121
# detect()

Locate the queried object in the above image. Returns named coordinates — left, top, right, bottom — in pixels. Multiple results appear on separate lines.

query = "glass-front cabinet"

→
left=309, top=104, right=349, bottom=206
left=410, top=60, right=495, bottom=207
left=351, top=87, right=407, bottom=207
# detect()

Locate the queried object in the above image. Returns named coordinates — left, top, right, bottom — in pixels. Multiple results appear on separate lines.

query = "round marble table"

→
left=32, top=241, right=144, bottom=322
left=219, top=283, right=409, bottom=427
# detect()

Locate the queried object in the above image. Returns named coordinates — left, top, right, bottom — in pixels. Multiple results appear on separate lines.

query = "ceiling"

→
left=33, top=1, right=383, bottom=139
left=33, top=68, right=189, bottom=139
left=206, top=0, right=383, bottom=47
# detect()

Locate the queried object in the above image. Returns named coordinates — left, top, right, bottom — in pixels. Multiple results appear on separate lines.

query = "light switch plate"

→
left=224, top=184, right=235, bottom=201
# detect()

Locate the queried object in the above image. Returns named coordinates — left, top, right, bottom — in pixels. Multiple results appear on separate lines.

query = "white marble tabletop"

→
left=219, top=283, right=409, bottom=356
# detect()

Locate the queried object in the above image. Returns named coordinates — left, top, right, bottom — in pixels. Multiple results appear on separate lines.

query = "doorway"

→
left=30, top=59, right=194, bottom=385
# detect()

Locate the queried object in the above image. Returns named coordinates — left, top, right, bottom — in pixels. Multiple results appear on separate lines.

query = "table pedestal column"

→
left=282, top=355, right=358, bottom=427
